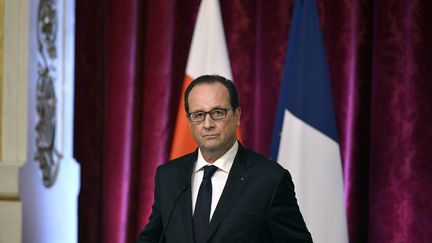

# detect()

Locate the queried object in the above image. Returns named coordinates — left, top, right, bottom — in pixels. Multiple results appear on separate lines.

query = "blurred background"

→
left=0, top=0, right=431, bottom=243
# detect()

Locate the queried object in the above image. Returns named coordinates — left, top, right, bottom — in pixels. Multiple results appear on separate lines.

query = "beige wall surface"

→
left=0, top=0, right=4, bottom=159
left=0, top=0, right=28, bottom=242
left=0, top=201, right=21, bottom=243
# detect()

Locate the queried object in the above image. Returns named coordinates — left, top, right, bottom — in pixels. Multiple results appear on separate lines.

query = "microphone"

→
left=159, top=183, right=190, bottom=243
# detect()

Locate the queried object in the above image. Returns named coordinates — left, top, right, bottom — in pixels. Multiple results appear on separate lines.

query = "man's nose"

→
left=202, top=113, right=215, bottom=128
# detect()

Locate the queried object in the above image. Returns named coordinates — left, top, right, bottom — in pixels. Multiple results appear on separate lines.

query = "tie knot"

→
left=202, top=165, right=218, bottom=180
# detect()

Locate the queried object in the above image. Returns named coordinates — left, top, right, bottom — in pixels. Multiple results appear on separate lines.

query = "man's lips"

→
left=202, top=134, right=218, bottom=138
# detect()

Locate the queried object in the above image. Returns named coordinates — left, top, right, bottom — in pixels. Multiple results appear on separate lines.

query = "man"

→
left=137, top=74, right=312, bottom=243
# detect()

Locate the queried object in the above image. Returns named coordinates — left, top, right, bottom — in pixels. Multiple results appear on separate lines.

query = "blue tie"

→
left=193, top=165, right=218, bottom=243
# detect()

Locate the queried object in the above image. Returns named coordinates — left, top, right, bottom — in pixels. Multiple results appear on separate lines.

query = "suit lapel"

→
left=177, top=151, right=197, bottom=243
left=205, top=145, right=252, bottom=242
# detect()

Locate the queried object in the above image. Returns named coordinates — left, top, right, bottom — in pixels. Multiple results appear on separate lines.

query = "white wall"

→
left=19, top=0, right=80, bottom=242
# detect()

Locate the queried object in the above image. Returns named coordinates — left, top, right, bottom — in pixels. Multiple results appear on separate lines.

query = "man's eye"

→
left=213, top=110, right=223, bottom=115
left=211, top=110, right=225, bottom=117
left=193, top=112, right=205, bottom=119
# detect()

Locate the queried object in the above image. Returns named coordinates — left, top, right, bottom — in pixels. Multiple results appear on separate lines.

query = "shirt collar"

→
left=194, top=141, right=239, bottom=173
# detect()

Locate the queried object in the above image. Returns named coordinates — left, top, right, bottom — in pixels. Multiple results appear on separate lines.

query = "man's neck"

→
left=200, top=140, right=237, bottom=164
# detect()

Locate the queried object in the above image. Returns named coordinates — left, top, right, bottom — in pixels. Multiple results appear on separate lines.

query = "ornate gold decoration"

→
left=35, top=0, right=61, bottom=187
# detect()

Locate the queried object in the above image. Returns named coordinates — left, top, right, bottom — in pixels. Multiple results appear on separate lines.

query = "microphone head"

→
left=181, top=184, right=190, bottom=191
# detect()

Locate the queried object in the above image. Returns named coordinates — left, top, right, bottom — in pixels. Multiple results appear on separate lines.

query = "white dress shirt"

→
left=191, top=141, right=238, bottom=220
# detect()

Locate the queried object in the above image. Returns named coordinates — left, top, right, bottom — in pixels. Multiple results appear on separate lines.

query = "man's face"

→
left=187, top=82, right=241, bottom=154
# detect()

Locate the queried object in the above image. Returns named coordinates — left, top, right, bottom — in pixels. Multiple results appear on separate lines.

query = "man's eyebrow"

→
left=189, top=106, right=225, bottom=113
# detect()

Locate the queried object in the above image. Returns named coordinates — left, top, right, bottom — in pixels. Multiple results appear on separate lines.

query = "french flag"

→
left=270, top=0, right=349, bottom=242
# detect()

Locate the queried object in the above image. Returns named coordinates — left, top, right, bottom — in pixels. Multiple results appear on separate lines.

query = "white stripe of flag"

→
left=271, top=0, right=349, bottom=242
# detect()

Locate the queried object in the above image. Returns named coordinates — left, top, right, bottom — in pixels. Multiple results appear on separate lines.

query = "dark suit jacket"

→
left=137, top=144, right=313, bottom=243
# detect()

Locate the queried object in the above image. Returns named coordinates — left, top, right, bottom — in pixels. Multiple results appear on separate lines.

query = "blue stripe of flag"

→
left=270, top=0, right=339, bottom=159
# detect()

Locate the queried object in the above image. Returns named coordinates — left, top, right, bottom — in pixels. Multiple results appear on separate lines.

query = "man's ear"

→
left=234, top=107, right=241, bottom=126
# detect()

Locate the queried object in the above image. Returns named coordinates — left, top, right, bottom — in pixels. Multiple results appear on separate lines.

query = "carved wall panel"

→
left=35, top=0, right=61, bottom=187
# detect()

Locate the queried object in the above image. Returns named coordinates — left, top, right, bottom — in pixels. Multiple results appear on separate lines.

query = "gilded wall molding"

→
left=35, top=0, right=61, bottom=187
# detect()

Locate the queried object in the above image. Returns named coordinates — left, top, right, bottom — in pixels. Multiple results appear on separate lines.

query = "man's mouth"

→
left=202, top=134, right=218, bottom=138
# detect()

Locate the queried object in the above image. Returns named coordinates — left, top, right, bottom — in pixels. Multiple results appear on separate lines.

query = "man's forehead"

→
left=189, top=82, right=229, bottom=96
left=188, top=82, right=230, bottom=108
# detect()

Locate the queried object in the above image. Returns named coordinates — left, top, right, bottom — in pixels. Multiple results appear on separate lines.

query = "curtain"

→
left=74, top=0, right=432, bottom=243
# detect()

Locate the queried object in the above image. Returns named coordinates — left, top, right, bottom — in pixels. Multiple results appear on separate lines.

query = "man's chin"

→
left=199, top=141, right=221, bottom=152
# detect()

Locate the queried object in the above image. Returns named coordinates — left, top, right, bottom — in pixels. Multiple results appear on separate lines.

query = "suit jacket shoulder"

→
left=157, top=151, right=197, bottom=175
left=235, top=145, right=289, bottom=183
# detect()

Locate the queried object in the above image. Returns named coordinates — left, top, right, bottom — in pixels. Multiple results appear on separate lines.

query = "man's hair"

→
left=184, top=74, right=240, bottom=113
